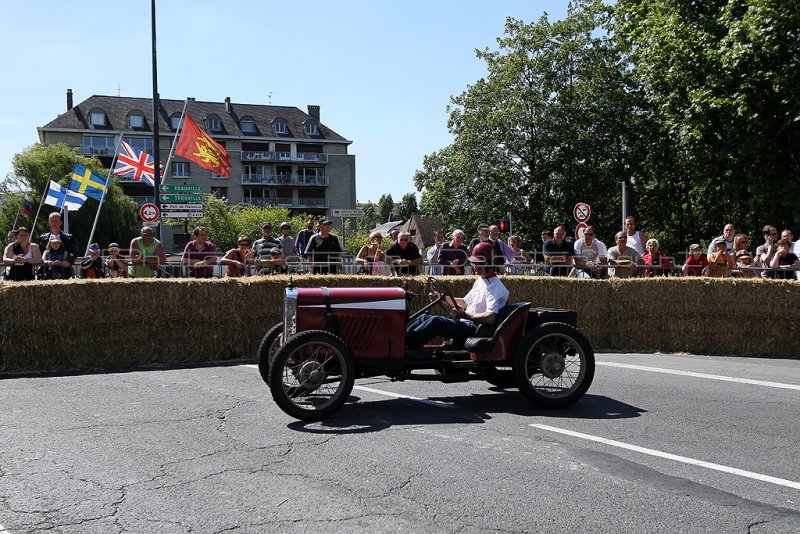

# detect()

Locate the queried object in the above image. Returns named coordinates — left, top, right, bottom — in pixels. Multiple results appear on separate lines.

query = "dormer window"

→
left=273, top=119, right=287, bottom=135
left=304, top=120, right=318, bottom=136
left=240, top=117, right=256, bottom=134
left=170, top=113, right=183, bottom=130
left=206, top=115, right=222, bottom=132
left=127, top=111, right=145, bottom=129
left=89, top=108, right=107, bottom=127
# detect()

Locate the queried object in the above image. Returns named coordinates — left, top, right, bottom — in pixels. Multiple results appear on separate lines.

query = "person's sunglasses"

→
left=585, top=233, right=595, bottom=236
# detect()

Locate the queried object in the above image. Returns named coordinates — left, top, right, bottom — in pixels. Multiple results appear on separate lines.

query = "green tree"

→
left=1, top=143, right=138, bottom=252
left=615, top=0, right=800, bottom=248
left=377, top=194, right=395, bottom=223
left=414, top=1, right=646, bottom=246
left=396, top=193, right=419, bottom=221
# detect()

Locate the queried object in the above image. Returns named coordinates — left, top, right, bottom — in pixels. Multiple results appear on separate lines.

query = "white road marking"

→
left=241, top=364, right=451, bottom=408
left=532, top=423, right=800, bottom=490
left=597, top=361, right=800, bottom=391
left=353, top=385, right=453, bottom=408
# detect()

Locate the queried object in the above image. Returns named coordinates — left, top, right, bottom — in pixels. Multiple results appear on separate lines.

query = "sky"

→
left=0, top=1, right=569, bottom=205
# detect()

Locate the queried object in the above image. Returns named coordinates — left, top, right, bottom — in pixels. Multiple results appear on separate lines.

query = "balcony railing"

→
left=245, top=196, right=325, bottom=208
left=240, top=151, right=328, bottom=163
left=296, top=197, right=327, bottom=208
left=241, top=174, right=328, bottom=186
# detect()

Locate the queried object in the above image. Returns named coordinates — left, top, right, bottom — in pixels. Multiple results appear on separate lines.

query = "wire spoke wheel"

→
left=513, top=322, right=595, bottom=408
left=269, top=330, right=354, bottom=420
left=257, top=322, right=284, bottom=384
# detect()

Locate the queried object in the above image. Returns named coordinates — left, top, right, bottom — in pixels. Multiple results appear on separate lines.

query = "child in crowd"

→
left=707, top=238, right=736, bottom=278
left=105, top=242, right=129, bottom=278
left=80, top=243, right=105, bottom=278
left=734, top=250, right=758, bottom=278
left=682, top=244, right=708, bottom=276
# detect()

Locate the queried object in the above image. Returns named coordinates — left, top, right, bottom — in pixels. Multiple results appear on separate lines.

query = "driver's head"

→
left=469, top=241, right=495, bottom=275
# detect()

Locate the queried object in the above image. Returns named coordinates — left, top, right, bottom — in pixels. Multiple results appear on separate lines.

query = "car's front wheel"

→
left=268, top=330, right=355, bottom=421
left=257, top=322, right=284, bottom=384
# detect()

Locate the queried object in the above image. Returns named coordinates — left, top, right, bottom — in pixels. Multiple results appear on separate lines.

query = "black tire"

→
left=257, top=322, right=284, bottom=384
left=483, top=366, right=516, bottom=389
left=268, top=330, right=355, bottom=421
left=513, top=322, right=595, bottom=408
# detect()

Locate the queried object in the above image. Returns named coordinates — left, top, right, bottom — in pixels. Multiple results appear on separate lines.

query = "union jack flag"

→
left=114, top=141, right=157, bottom=186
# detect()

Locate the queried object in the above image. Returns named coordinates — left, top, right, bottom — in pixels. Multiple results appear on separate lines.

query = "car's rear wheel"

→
left=513, top=322, right=594, bottom=408
left=257, top=322, right=284, bottom=384
left=268, top=330, right=355, bottom=421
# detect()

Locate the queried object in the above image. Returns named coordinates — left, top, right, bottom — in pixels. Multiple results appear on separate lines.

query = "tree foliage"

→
left=614, top=0, right=800, bottom=247
left=415, top=0, right=646, bottom=247
left=396, top=193, right=419, bottom=221
left=1, top=143, right=138, bottom=252
left=377, top=194, right=395, bottom=223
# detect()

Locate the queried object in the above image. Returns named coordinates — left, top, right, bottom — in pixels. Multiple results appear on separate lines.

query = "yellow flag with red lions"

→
left=175, top=112, right=231, bottom=178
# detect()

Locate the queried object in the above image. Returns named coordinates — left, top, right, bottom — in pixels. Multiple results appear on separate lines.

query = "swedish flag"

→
left=69, top=164, right=109, bottom=201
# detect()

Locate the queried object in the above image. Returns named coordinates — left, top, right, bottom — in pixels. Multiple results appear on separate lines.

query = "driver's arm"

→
left=452, top=307, right=497, bottom=325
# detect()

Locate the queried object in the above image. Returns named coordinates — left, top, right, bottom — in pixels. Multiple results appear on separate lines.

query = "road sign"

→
left=162, top=204, right=203, bottom=211
left=575, top=222, right=588, bottom=240
left=331, top=208, right=365, bottom=218
left=160, top=194, right=204, bottom=203
left=573, top=202, right=591, bottom=223
left=139, top=203, right=160, bottom=223
left=162, top=211, right=204, bottom=219
left=160, top=184, right=202, bottom=193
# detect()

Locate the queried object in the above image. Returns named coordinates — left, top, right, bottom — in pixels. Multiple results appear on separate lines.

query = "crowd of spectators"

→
left=3, top=213, right=799, bottom=281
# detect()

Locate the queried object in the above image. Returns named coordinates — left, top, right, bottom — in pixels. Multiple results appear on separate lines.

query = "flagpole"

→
left=161, top=98, right=189, bottom=181
left=84, top=136, right=123, bottom=255
left=30, top=177, right=50, bottom=239
left=10, top=204, right=20, bottom=232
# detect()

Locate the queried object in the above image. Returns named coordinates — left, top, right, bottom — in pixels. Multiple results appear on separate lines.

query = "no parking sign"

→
left=573, top=202, right=591, bottom=223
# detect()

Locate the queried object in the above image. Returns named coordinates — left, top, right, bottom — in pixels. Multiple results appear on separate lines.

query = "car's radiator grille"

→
left=337, top=313, right=384, bottom=351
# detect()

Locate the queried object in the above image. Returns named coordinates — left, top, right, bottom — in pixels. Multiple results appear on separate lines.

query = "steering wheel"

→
left=425, top=276, right=459, bottom=312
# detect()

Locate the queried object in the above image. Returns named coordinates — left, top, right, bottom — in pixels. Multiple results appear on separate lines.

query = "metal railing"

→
left=240, top=151, right=329, bottom=163
left=240, top=174, right=328, bottom=186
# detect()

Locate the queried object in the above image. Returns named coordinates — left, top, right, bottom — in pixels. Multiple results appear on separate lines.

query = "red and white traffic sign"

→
left=573, top=202, right=591, bottom=223
left=575, top=222, right=588, bottom=241
left=139, top=203, right=160, bottom=223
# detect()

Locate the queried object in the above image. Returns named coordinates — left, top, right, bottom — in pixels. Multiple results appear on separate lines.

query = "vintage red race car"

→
left=258, top=278, right=595, bottom=420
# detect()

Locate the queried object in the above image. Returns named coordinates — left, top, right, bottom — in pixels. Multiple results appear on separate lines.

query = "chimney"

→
left=225, top=96, right=231, bottom=112
left=66, top=89, right=73, bottom=111
left=307, top=105, right=320, bottom=121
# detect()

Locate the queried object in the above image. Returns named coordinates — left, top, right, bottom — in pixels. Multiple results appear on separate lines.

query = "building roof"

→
left=403, top=213, right=444, bottom=249
left=371, top=221, right=405, bottom=236
left=40, top=94, right=350, bottom=143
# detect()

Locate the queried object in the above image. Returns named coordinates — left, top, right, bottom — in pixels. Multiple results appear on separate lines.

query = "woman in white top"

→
left=3, top=227, right=41, bottom=281
left=506, top=235, right=533, bottom=275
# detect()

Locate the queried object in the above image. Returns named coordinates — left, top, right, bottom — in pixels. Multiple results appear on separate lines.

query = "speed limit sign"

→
left=139, top=203, right=160, bottom=223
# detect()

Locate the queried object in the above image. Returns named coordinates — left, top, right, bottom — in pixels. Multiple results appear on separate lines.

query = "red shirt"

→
left=683, top=255, right=709, bottom=276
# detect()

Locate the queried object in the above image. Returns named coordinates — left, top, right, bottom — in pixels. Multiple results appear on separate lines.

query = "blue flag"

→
left=69, top=163, right=109, bottom=201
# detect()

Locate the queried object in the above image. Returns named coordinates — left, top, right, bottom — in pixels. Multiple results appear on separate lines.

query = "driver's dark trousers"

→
left=406, top=313, right=478, bottom=350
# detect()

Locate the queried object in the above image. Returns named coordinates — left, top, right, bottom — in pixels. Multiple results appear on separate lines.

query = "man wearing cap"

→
left=277, top=222, right=297, bottom=259
left=252, top=222, right=283, bottom=275
left=80, top=243, right=105, bottom=279
left=38, top=212, right=78, bottom=275
left=385, top=231, right=423, bottom=276
left=129, top=226, right=167, bottom=278
left=682, top=243, right=709, bottom=277
left=304, top=219, right=343, bottom=274
left=406, top=241, right=509, bottom=350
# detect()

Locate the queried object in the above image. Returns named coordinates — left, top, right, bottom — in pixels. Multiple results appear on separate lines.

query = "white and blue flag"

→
left=44, top=180, right=87, bottom=211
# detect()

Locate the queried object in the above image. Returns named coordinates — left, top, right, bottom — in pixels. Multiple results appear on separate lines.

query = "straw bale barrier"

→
left=0, top=276, right=797, bottom=374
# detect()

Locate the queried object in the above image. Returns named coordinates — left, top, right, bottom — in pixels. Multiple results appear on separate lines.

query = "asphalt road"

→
left=1, top=353, right=798, bottom=533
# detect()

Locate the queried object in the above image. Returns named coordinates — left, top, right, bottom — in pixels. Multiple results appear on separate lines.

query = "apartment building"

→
left=38, top=90, right=356, bottom=250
